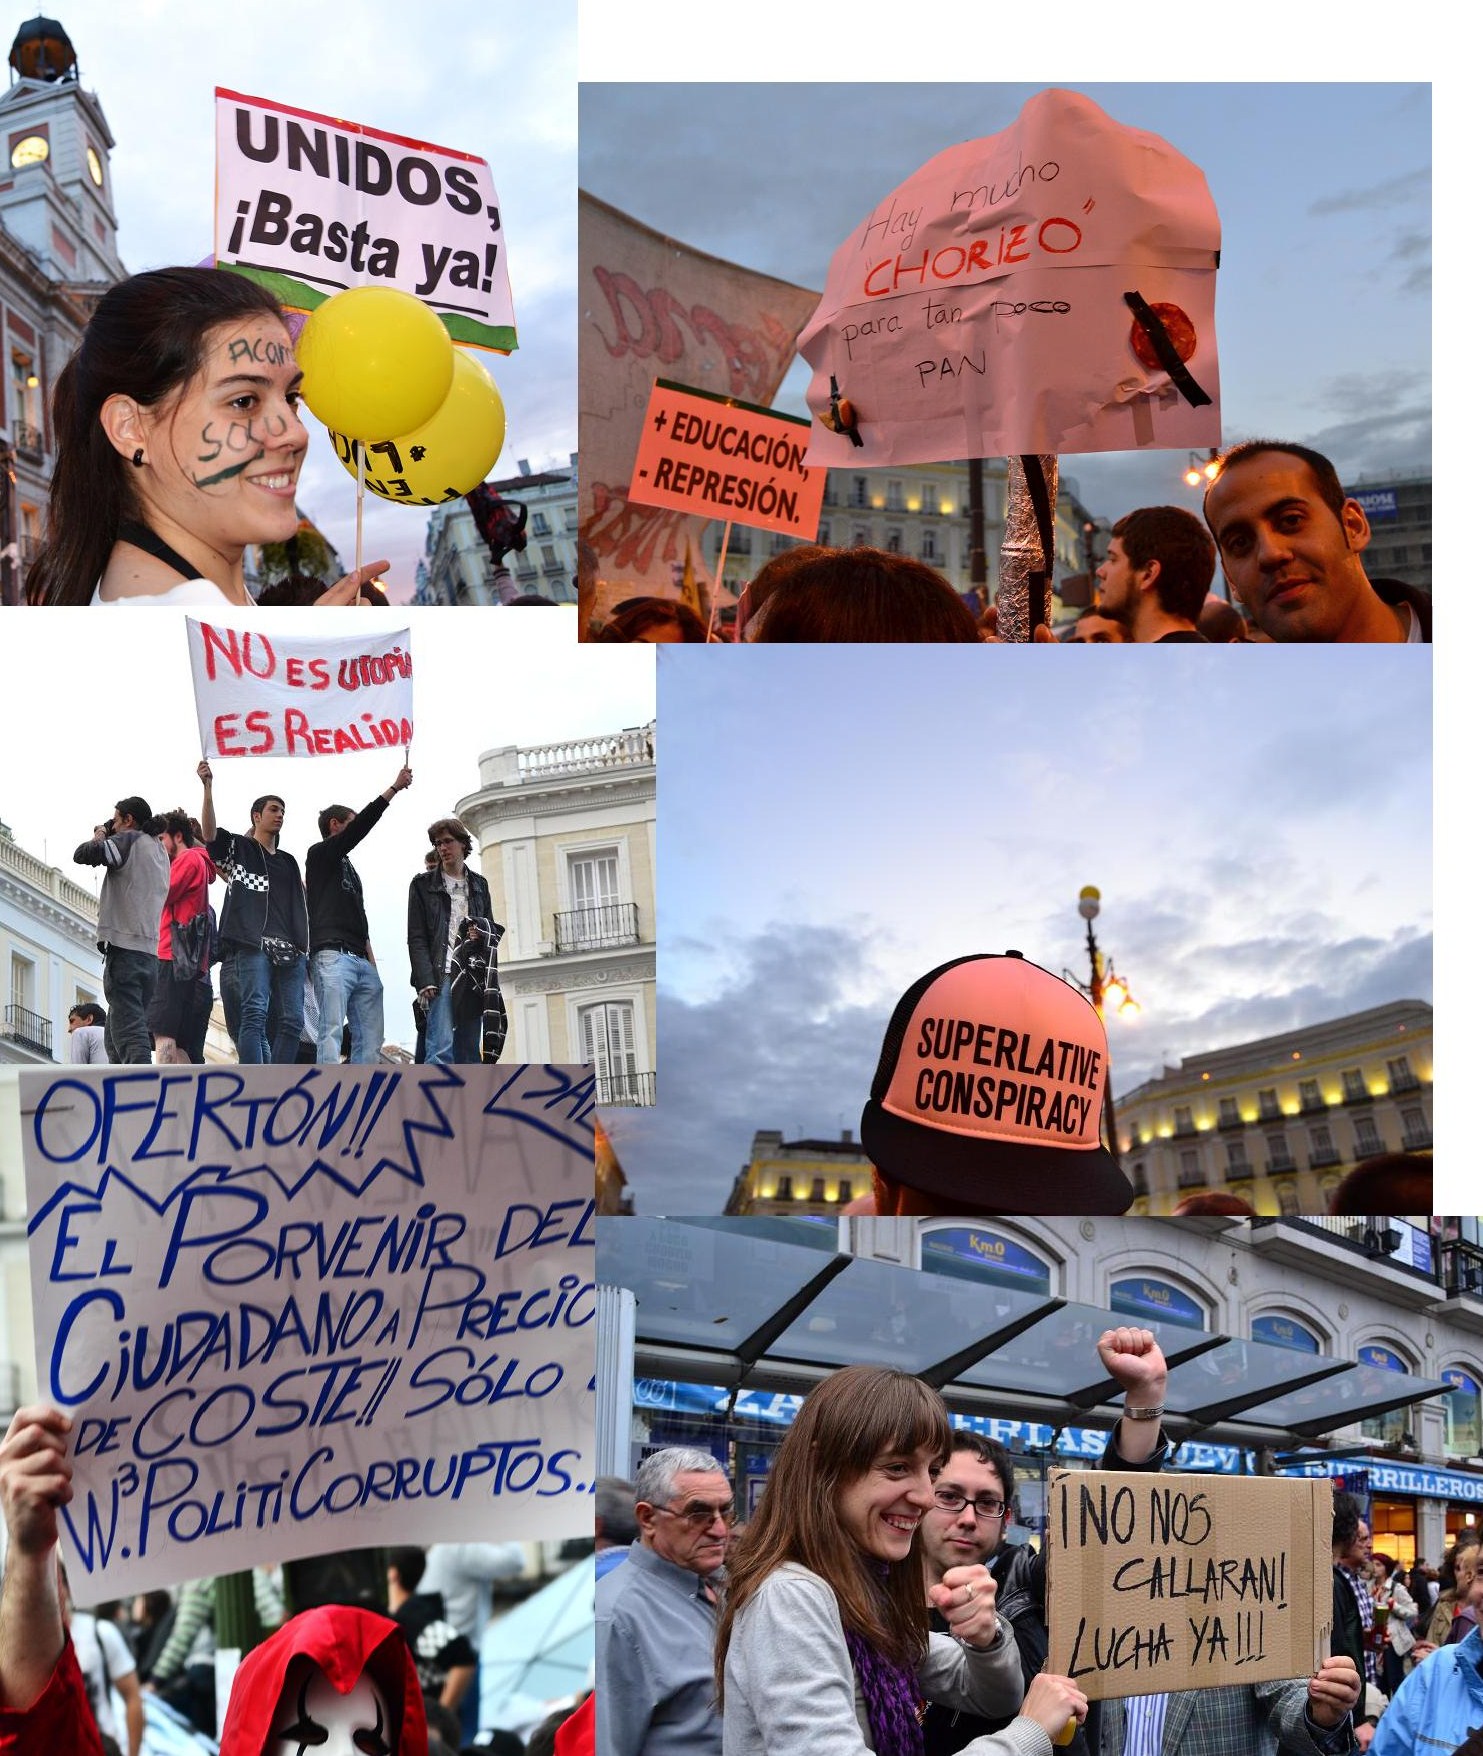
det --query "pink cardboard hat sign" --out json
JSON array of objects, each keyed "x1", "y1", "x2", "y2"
[{"x1": 799, "y1": 88, "x2": 1221, "y2": 467}]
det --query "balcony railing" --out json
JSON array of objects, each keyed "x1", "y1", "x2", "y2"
[
  {"x1": 1177, "y1": 1167, "x2": 1206, "y2": 1190},
  {"x1": 1389, "y1": 1073, "x2": 1422, "y2": 1095},
  {"x1": 1227, "y1": 1161, "x2": 1254, "y2": 1181},
  {"x1": 554, "y1": 902, "x2": 640, "y2": 952},
  {"x1": 1441, "y1": 1241, "x2": 1483, "y2": 1297},
  {"x1": 596, "y1": 1069, "x2": 655, "y2": 1107},
  {"x1": 1402, "y1": 1126, "x2": 1433, "y2": 1151},
  {"x1": 518, "y1": 727, "x2": 652, "y2": 779},
  {"x1": 1217, "y1": 1110, "x2": 1245, "y2": 1131},
  {"x1": 2, "y1": 1003, "x2": 53, "y2": 1055},
  {"x1": 1266, "y1": 1154, "x2": 1297, "y2": 1173},
  {"x1": 1310, "y1": 1146, "x2": 1343, "y2": 1168}
]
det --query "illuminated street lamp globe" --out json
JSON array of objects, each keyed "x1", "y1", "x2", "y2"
[{"x1": 1078, "y1": 885, "x2": 1100, "y2": 922}]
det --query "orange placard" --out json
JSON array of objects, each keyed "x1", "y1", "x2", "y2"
[{"x1": 628, "y1": 380, "x2": 826, "y2": 540}]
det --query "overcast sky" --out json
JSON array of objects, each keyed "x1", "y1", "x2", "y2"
[
  {"x1": 600, "y1": 644, "x2": 1433, "y2": 1212},
  {"x1": 579, "y1": 81, "x2": 1429, "y2": 531},
  {"x1": 16, "y1": 1, "x2": 576, "y2": 600},
  {"x1": 0, "y1": 612, "x2": 652, "y2": 1053}
]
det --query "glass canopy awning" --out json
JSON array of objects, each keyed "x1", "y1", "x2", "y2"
[{"x1": 599, "y1": 1218, "x2": 1451, "y2": 1450}]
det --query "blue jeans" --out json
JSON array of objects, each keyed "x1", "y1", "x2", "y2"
[
  {"x1": 225, "y1": 947, "x2": 306, "y2": 1064},
  {"x1": 312, "y1": 950, "x2": 385, "y2": 1063},
  {"x1": 424, "y1": 976, "x2": 481, "y2": 1065}
]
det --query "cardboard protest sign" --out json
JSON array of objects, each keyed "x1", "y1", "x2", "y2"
[
  {"x1": 186, "y1": 618, "x2": 412, "y2": 758},
  {"x1": 20, "y1": 1065, "x2": 597, "y2": 1597},
  {"x1": 580, "y1": 191, "x2": 819, "y2": 604},
  {"x1": 1046, "y1": 1470, "x2": 1332, "y2": 1701},
  {"x1": 216, "y1": 89, "x2": 515, "y2": 351},
  {"x1": 799, "y1": 88, "x2": 1221, "y2": 468},
  {"x1": 629, "y1": 381, "x2": 825, "y2": 540}
]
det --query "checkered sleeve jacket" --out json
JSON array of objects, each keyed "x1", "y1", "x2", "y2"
[{"x1": 207, "y1": 828, "x2": 309, "y2": 952}]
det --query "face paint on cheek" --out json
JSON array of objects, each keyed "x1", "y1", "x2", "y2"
[{"x1": 193, "y1": 448, "x2": 265, "y2": 488}]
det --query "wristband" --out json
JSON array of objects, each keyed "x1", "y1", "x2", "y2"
[{"x1": 1122, "y1": 1404, "x2": 1165, "y2": 1422}]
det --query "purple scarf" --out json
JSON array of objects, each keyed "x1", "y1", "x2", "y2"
[{"x1": 845, "y1": 1629, "x2": 924, "y2": 1756}]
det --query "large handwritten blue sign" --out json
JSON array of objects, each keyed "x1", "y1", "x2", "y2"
[{"x1": 20, "y1": 1064, "x2": 596, "y2": 1596}]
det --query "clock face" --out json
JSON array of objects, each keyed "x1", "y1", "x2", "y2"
[
  {"x1": 10, "y1": 134, "x2": 49, "y2": 169},
  {"x1": 86, "y1": 145, "x2": 103, "y2": 186}
]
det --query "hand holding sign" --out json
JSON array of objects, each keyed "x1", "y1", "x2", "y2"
[
  {"x1": 929, "y1": 1563, "x2": 999, "y2": 1648},
  {"x1": 1019, "y1": 1673, "x2": 1088, "y2": 1741},
  {"x1": 0, "y1": 1405, "x2": 74, "y2": 1557},
  {"x1": 1306, "y1": 1656, "x2": 1362, "y2": 1729}
]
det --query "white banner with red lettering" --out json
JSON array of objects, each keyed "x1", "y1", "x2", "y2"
[{"x1": 186, "y1": 618, "x2": 413, "y2": 758}]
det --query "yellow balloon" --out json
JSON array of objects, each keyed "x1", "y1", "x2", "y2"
[
  {"x1": 330, "y1": 350, "x2": 506, "y2": 507},
  {"x1": 298, "y1": 286, "x2": 453, "y2": 442}
]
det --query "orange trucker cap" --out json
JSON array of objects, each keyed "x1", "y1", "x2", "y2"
[{"x1": 859, "y1": 950, "x2": 1135, "y2": 1212}]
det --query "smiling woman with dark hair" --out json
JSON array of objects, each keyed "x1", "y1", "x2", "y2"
[
  {"x1": 715, "y1": 1364, "x2": 1084, "y2": 1754},
  {"x1": 26, "y1": 266, "x2": 384, "y2": 607}
]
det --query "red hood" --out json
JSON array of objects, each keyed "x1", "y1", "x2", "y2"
[
  {"x1": 219, "y1": 1604, "x2": 427, "y2": 1756},
  {"x1": 554, "y1": 1694, "x2": 593, "y2": 1756}
]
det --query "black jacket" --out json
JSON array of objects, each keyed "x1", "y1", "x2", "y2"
[
  {"x1": 1331, "y1": 1565, "x2": 1367, "y2": 1682},
  {"x1": 305, "y1": 794, "x2": 389, "y2": 953},
  {"x1": 208, "y1": 829, "x2": 308, "y2": 953},
  {"x1": 1372, "y1": 576, "x2": 1432, "y2": 643},
  {"x1": 407, "y1": 865, "x2": 494, "y2": 993}
]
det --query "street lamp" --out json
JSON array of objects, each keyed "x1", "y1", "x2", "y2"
[
  {"x1": 1182, "y1": 448, "x2": 1220, "y2": 489},
  {"x1": 1064, "y1": 886, "x2": 1140, "y2": 1165}
]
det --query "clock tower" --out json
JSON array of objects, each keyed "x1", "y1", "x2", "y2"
[
  {"x1": 0, "y1": 17, "x2": 125, "y2": 284},
  {"x1": 0, "y1": 19, "x2": 127, "y2": 602}
]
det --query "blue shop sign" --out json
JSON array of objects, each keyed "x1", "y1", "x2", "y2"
[
  {"x1": 922, "y1": 1227, "x2": 1052, "y2": 1289},
  {"x1": 1283, "y1": 1456, "x2": 1483, "y2": 1504},
  {"x1": 636, "y1": 1381, "x2": 1248, "y2": 1472},
  {"x1": 1446, "y1": 1370, "x2": 1482, "y2": 1396},
  {"x1": 1359, "y1": 1345, "x2": 1409, "y2": 1373},
  {"x1": 1352, "y1": 488, "x2": 1398, "y2": 521},
  {"x1": 1110, "y1": 1276, "x2": 1205, "y2": 1329},
  {"x1": 1252, "y1": 1314, "x2": 1322, "y2": 1354}
]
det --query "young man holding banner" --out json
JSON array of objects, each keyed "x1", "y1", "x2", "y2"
[
  {"x1": 199, "y1": 759, "x2": 308, "y2": 1064},
  {"x1": 306, "y1": 764, "x2": 413, "y2": 1064}
]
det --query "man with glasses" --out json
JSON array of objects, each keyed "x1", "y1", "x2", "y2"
[
  {"x1": 595, "y1": 1446, "x2": 731, "y2": 1756},
  {"x1": 921, "y1": 1434, "x2": 1077, "y2": 1754},
  {"x1": 407, "y1": 815, "x2": 496, "y2": 1065}
]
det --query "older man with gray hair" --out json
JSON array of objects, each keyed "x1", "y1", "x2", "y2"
[{"x1": 595, "y1": 1446, "x2": 732, "y2": 1756}]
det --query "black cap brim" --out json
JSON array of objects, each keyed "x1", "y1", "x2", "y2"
[{"x1": 860, "y1": 1099, "x2": 1135, "y2": 1214}]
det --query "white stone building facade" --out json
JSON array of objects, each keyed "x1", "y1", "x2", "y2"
[{"x1": 456, "y1": 722, "x2": 655, "y2": 1102}]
